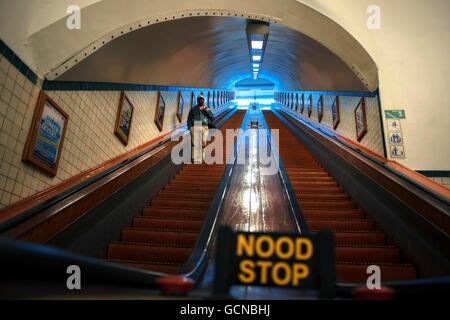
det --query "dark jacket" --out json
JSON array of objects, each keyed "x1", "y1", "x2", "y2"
[{"x1": 187, "y1": 106, "x2": 215, "y2": 130}]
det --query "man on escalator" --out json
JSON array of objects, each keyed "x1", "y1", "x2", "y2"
[{"x1": 187, "y1": 95, "x2": 216, "y2": 164}]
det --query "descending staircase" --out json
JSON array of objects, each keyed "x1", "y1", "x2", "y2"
[
  {"x1": 264, "y1": 111, "x2": 417, "y2": 283},
  {"x1": 107, "y1": 111, "x2": 246, "y2": 274}
]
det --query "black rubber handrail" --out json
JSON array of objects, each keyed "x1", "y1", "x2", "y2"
[
  {"x1": 0, "y1": 106, "x2": 236, "y2": 233},
  {"x1": 0, "y1": 237, "x2": 161, "y2": 287},
  {"x1": 258, "y1": 108, "x2": 309, "y2": 234},
  {"x1": 276, "y1": 106, "x2": 450, "y2": 206},
  {"x1": 179, "y1": 108, "x2": 251, "y2": 280}
]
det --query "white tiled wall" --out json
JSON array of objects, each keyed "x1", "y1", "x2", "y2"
[
  {"x1": 278, "y1": 93, "x2": 385, "y2": 156},
  {"x1": 0, "y1": 52, "x2": 230, "y2": 210}
]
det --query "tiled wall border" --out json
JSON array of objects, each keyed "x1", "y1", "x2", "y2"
[
  {"x1": 0, "y1": 39, "x2": 38, "y2": 85},
  {"x1": 43, "y1": 80, "x2": 228, "y2": 93}
]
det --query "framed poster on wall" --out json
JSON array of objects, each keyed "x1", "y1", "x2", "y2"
[
  {"x1": 114, "y1": 92, "x2": 135, "y2": 146},
  {"x1": 354, "y1": 98, "x2": 368, "y2": 141},
  {"x1": 154, "y1": 91, "x2": 166, "y2": 132},
  {"x1": 317, "y1": 95, "x2": 324, "y2": 122},
  {"x1": 22, "y1": 91, "x2": 69, "y2": 177},
  {"x1": 176, "y1": 91, "x2": 184, "y2": 122},
  {"x1": 331, "y1": 96, "x2": 340, "y2": 130},
  {"x1": 307, "y1": 95, "x2": 313, "y2": 117}
]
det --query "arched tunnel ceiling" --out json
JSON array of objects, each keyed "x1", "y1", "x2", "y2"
[{"x1": 56, "y1": 16, "x2": 367, "y2": 91}]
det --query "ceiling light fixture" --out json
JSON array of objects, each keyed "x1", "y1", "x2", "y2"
[{"x1": 246, "y1": 21, "x2": 270, "y2": 80}]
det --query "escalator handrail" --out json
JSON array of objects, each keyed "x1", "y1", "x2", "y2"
[
  {"x1": 0, "y1": 237, "x2": 162, "y2": 287},
  {"x1": 258, "y1": 109, "x2": 309, "y2": 234},
  {"x1": 0, "y1": 106, "x2": 236, "y2": 234},
  {"x1": 179, "y1": 108, "x2": 251, "y2": 279},
  {"x1": 275, "y1": 105, "x2": 450, "y2": 207}
]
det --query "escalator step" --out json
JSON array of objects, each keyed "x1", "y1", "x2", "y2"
[
  {"x1": 156, "y1": 191, "x2": 215, "y2": 201},
  {"x1": 163, "y1": 185, "x2": 218, "y2": 192},
  {"x1": 294, "y1": 187, "x2": 344, "y2": 194},
  {"x1": 292, "y1": 182, "x2": 337, "y2": 188},
  {"x1": 308, "y1": 218, "x2": 375, "y2": 231},
  {"x1": 336, "y1": 263, "x2": 417, "y2": 283},
  {"x1": 290, "y1": 176, "x2": 334, "y2": 182},
  {"x1": 121, "y1": 228, "x2": 198, "y2": 246},
  {"x1": 142, "y1": 207, "x2": 207, "y2": 220},
  {"x1": 108, "y1": 259, "x2": 183, "y2": 274},
  {"x1": 133, "y1": 217, "x2": 203, "y2": 232},
  {"x1": 150, "y1": 199, "x2": 211, "y2": 210},
  {"x1": 107, "y1": 242, "x2": 192, "y2": 263},
  {"x1": 303, "y1": 209, "x2": 364, "y2": 219},
  {"x1": 334, "y1": 231, "x2": 386, "y2": 245},
  {"x1": 300, "y1": 201, "x2": 357, "y2": 210},
  {"x1": 169, "y1": 180, "x2": 220, "y2": 187},
  {"x1": 335, "y1": 245, "x2": 399, "y2": 263},
  {"x1": 298, "y1": 193, "x2": 350, "y2": 201}
]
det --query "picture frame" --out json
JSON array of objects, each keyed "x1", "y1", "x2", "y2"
[
  {"x1": 176, "y1": 91, "x2": 184, "y2": 122},
  {"x1": 354, "y1": 98, "x2": 368, "y2": 141},
  {"x1": 307, "y1": 95, "x2": 313, "y2": 117},
  {"x1": 331, "y1": 96, "x2": 340, "y2": 130},
  {"x1": 114, "y1": 91, "x2": 135, "y2": 146},
  {"x1": 317, "y1": 95, "x2": 324, "y2": 123},
  {"x1": 154, "y1": 91, "x2": 166, "y2": 132},
  {"x1": 22, "y1": 90, "x2": 69, "y2": 177},
  {"x1": 300, "y1": 94, "x2": 305, "y2": 114}
]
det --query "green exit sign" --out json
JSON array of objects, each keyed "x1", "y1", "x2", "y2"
[{"x1": 385, "y1": 110, "x2": 406, "y2": 119}]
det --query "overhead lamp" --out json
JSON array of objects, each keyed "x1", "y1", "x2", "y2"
[
  {"x1": 246, "y1": 22, "x2": 270, "y2": 78},
  {"x1": 251, "y1": 40, "x2": 264, "y2": 50}
]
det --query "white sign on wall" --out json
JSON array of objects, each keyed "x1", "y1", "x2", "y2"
[
  {"x1": 386, "y1": 116, "x2": 406, "y2": 159},
  {"x1": 390, "y1": 145, "x2": 405, "y2": 159},
  {"x1": 388, "y1": 132, "x2": 404, "y2": 145},
  {"x1": 387, "y1": 119, "x2": 402, "y2": 131}
]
